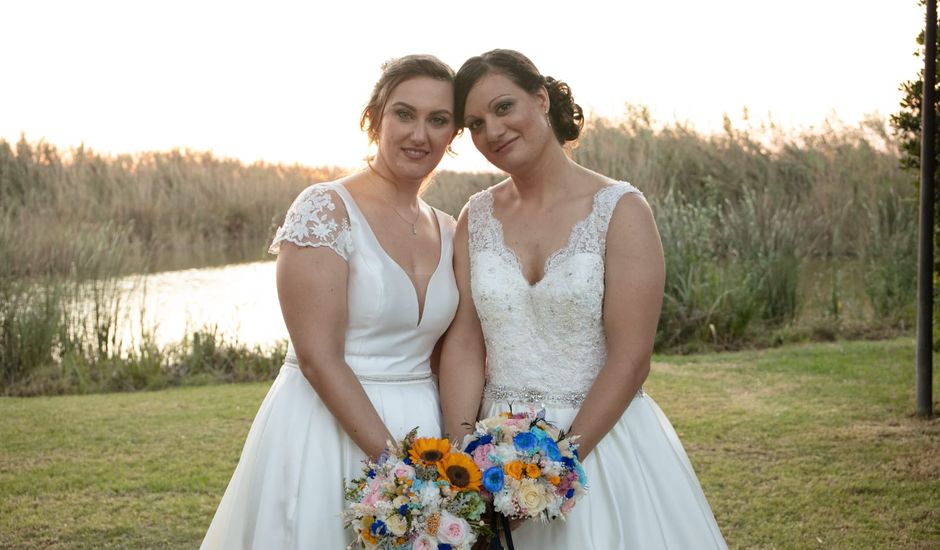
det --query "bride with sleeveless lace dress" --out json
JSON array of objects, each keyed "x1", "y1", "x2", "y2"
[
  {"x1": 200, "y1": 55, "x2": 459, "y2": 549},
  {"x1": 441, "y1": 50, "x2": 727, "y2": 548}
]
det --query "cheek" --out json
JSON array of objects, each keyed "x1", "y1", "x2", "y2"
[
  {"x1": 430, "y1": 126, "x2": 455, "y2": 148},
  {"x1": 470, "y1": 132, "x2": 488, "y2": 154}
]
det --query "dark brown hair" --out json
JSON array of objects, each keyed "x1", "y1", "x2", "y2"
[
  {"x1": 454, "y1": 49, "x2": 584, "y2": 144},
  {"x1": 360, "y1": 54, "x2": 457, "y2": 145}
]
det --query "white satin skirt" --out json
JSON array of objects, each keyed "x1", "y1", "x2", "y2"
[
  {"x1": 201, "y1": 363, "x2": 442, "y2": 550},
  {"x1": 481, "y1": 391, "x2": 727, "y2": 549}
]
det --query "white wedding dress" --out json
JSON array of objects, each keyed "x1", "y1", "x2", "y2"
[
  {"x1": 201, "y1": 181, "x2": 458, "y2": 549},
  {"x1": 468, "y1": 183, "x2": 727, "y2": 549}
]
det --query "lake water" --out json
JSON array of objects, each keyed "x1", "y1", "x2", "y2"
[{"x1": 125, "y1": 260, "x2": 287, "y2": 350}]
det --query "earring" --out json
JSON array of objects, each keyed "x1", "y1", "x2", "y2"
[{"x1": 544, "y1": 110, "x2": 552, "y2": 127}]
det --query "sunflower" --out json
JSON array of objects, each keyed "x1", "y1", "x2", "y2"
[
  {"x1": 437, "y1": 453, "x2": 483, "y2": 492},
  {"x1": 409, "y1": 437, "x2": 451, "y2": 466}
]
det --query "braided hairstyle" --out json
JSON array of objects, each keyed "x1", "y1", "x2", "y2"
[{"x1": 454, "y1": 49, "x2": 584, "y2": 144}]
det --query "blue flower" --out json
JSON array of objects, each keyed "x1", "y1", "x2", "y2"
[
  {"x1": 538, "y1": 438, "x2": 562, "y2": 461},
  {"x1": 404, "y1": 457, "x2": 413, "y2": 466},
  {"x1": 513, "y1": 432, "x2": 537, "y2": 453},
  {"x1": 398, "y1": 504, "x2": 409, "y2": 516},
  {"x1": 562, "y1": 456, "x2": 576, "y2": 469},
  {"x1": 366, "y1": 468, "x2": 376, "y2": 479},
  {"x1": 566, "y1": 488, "x2": 575, "y2": 499},
  {"x1": 370, "y1": 519, "x2": 387, "y2": 536},
  {"x1": 438, "y1": 545, "x2": 453, "y2": 550},
  {"x1": 464, "y1": 434, "x2": 493, "y2": 455},
  {"x1": 482, "y1": 466, "x2": 505, "y2": 493},
  {"x1": 530, "y1": 427, "x2": 548, "y2": 441}
]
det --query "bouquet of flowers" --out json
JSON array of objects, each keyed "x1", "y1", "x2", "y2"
[
  {"x1": 344, "y1": 429, "x2": 490, "y2": 549},
  {"x1": 461, "y1": 409, "x2": 587, "y2": 522}
]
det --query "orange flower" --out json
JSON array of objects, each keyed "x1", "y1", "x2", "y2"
[
  {"x1": 549, "y1": 475, "x2": 561, "y2": 486},
  {"x1": 505, "y1": 461, "x2": 525, "y2": 480},
  {"x1": 525, "y1": 463, "x2": 541, "y2": 478},
  {"x1": 409, "y1": 438, "x2": 451, "y2": 466},
  {"x1": 438, "y1": 453, "x2": 483, "y2": 492},
  {"x1": 360, "y1": 516, "x2": 377, "y2": 545}
]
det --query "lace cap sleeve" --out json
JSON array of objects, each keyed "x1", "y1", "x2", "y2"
[{"x1": 268, "y1": 184, "x2": 353, "y2": 260}]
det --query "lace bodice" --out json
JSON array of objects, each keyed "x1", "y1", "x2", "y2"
[{"x1": 468, "y1": 183, "x2": 643, "y2": 407}]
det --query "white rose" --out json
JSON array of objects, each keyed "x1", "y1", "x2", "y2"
[
  {"x1": 517, "y1": 480, "x2": 548, "y2": 517},
  {"x1": 493, "y1": 489, "x2": 515, "y2": 516},
  {"x1": 437, "y1": 511, "x2": 470, "y2": 546},
  {"x1": 384, "y1": 514, "x2": 408, "y2": 537},
  {"x1": 418, "y1": 484, "x2": 440, "y2": 511}
]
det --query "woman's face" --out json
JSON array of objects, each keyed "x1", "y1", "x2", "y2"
[
  {"x1": 462, "y1": 72, "x2": 552, "y2": 174},
  {"x1": 375, "y1": 76, "x2": 455, "y2": 182}
]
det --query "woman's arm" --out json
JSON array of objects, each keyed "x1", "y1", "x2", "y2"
[
  {"x1": 439, "y1": 208, "x2": 487, "y2": 445},
  {"x1": 566, "y1": 192, "x2": 665, "y2": 459},
  {"x1": 275, "y1": 194, "x2": 393, "y2": 459}
]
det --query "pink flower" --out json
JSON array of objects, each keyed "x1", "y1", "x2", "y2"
[
  {"x1": 412, "y1": 534, "x2": 436, "y2": 550},
  {"x1": 472, "y1": 444, "x2": 495, "y2": 471},
  {"x1": 437, "y1": 511, "x2": 470, "y2": 545},
  {"x1": 561, "y1": 498, "x2": 576, "y2": 514},
  {"x1": 362, "y1": 478, "x2": 383, "y2": 507},
  {"x1": 390, "y1": 462, "x2": 416, "y2": 480}
]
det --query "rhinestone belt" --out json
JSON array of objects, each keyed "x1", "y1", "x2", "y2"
[{"x1": 483, "y1": 383, "x2": 645, "y2": 407}]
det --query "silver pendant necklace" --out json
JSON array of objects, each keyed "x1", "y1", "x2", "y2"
[{"x1": 368, "y1": 163, "x2": 421, "y2": 236}]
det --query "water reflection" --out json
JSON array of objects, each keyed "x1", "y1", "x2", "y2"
[{"x1": 127, "y1": 260, "x2": 286, "y2": 349}]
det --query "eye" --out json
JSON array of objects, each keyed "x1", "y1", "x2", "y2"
[
  {"x1": 466, "y1": 119, "x2": 483, "y2": 132},
  {"x1": 429, "y1": 115, "x2": 451, "y2": 127},
  {"x1": 495, "y1": 101, "x2": 513, "y2": 115},
  {"x1": 396, "y1": 110, "x2": 414, "y2": 121}
]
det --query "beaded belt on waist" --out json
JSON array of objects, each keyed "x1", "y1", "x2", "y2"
[
  {"x1": 283, "y1": 353, "x2": 433, "y2": 383},
  {"x1": 483, "y1": 383, "x2": 645, "y2": 407}
]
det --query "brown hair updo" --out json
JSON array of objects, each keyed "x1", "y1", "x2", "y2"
[
  {"x1": 360, "y1": 54, "x2": 457, "y2": 145},
  {"x1": 454, "y1": 49, "x2": 584, "y2": 144}
]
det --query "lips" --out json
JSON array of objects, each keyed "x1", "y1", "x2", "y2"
[
  {"x1": 493, "y1": 137, "x2": 518, "y2": 154},
  {"x1": 402, "y1": 147, "x2": 429, "y2": 160}
]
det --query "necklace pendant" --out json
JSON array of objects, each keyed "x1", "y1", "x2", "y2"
[{"x1": 411, "y1": 225, "x2": 417, "y2": 236}]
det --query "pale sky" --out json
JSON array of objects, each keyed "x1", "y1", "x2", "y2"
[{"x1": 0, "y1": 0, "x2": 924, "y2": 172}]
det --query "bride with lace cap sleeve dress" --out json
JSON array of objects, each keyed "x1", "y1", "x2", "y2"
[
  {"x1": 440, "y1": 50, "x2": 727, "y2": 549},
  {"x1": 200, "y1": 55, "x2": 459, "y2": 549}
]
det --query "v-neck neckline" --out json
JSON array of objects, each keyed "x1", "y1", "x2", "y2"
[
  {"x1": 335, "y1": 182, "x2": 444, "y2": 327},
  {"x1": 485, "y1": 185, "x2": 610, "y2": 287}
]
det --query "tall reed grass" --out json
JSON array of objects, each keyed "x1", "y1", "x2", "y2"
[{"x1": 0, "y1": 109, "x2": 916, "y2": 393}]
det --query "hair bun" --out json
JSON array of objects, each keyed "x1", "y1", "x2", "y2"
[{"x1": 544, "y1": 76, "x2": 584, "y2": 143}]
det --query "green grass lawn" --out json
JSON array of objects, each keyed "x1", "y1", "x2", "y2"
[{"x1": 1, "y1": 338, "x2": 937, "y2": 549}]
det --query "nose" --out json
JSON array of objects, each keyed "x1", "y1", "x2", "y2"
[
  {"x1": 411, "y1": 121, "x2": 428, "y2": 144},
  {"x1": 486, "y1": 117, "x2": 505, "y2": 144}
]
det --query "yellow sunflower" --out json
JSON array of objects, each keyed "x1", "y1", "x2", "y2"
[
  {"x1": 437, "y1": 453, "x2": 483, "y2": 492},
  {"x1": 409, "y1": 437, "x2": 451, "y2": 466}
]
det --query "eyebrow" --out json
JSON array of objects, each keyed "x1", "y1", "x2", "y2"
[
  {"x1": 389, "y1": 101, "x2": 453, "y2": 116},
  {"x1": 487, "y1": 94, "x2": 513, "y2": 109}
]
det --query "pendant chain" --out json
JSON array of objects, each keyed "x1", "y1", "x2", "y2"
[{"x1": 367, "y1": 163, "x2": 421, "y2": 236}]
